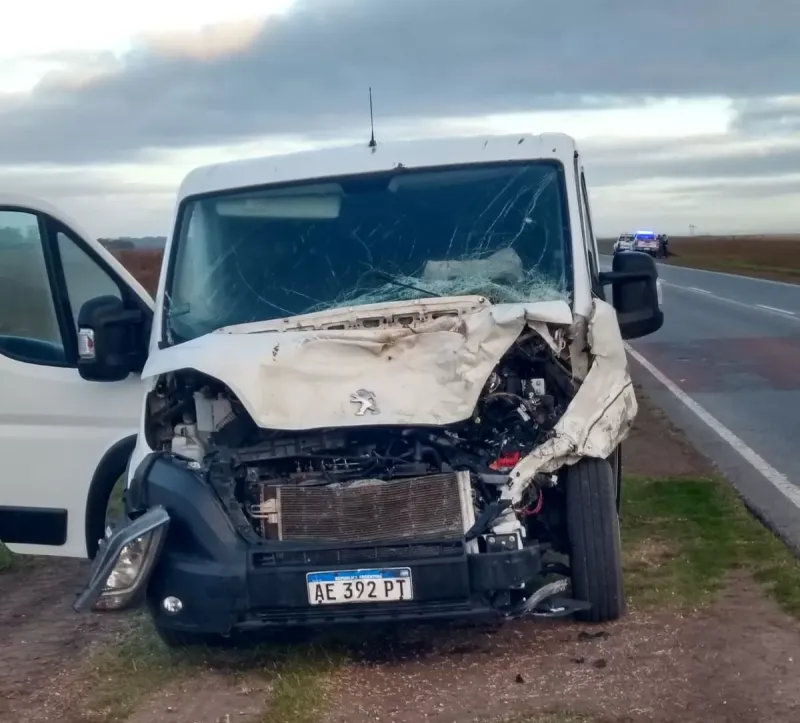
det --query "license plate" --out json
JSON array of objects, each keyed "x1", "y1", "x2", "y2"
[{"x1": 306, "y1": 568, "x2": 413, "y2": 605}]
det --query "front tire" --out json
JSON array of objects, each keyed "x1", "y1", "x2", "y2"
[{"x1": 566, "y1": 458, "x2": 625, "y2": 623}]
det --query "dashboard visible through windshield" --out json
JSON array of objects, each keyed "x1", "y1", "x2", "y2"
[{"x1": 164, "y1": 160, "x2": 572, "y2": 344}]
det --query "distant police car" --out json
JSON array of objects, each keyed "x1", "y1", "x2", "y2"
[{"x1": 631, "y1": 230, "x2": 668, "y2": 258}]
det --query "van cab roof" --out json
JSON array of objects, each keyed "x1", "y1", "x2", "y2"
[{"x1": 178, "y1": 132, "x2": 580, "y2": 200}]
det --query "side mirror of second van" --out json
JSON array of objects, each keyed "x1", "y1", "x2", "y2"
[{"x1": 77, "y1": 295, "x2": 149, "y2": 382}]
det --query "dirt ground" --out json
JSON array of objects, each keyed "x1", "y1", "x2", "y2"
[
  {"x1": 0, "y1": 561, "x2": 126, "y2": 722},
  {"x1": 324, "y1": 578, "x2": 800, "y2": 723},
  {"x1": 2, "y1": 390, "x2": 800, "y2": 723},
  {"x1": 598, "y1": 233, "x2": 800, "y2": 284}
]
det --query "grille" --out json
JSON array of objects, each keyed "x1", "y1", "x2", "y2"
[
  {"x1": 276, "y1": 473, "x2": 468, "y2": 542},
  {"x1": 252, "y1": 541, "x2": 464, "y2": 568}
]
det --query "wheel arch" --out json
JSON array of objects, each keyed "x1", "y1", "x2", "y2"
[{"x1": 84, "y1": 434, "x2": 137, "y2": 559}]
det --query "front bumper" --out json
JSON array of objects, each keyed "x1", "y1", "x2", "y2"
[{"x1": 78, "y1": 453, "x2": 544, "y2": 634}]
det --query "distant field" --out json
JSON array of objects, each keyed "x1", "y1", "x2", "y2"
[
  {"x1": 0, "y1": 248, "x2": 76, "y2": 341},
  {"x1": 111, "y1": 236, "x2": 800, "y2": 294},
  {"x1": 598, "y1": 234, "x2": 800, "y2": 283},
  {"x1": 113, "y1": 248, "x2": 162, "y2": 295},
  {"x1": 0, "y1": 247, "x2": 164, "y2": 339}
]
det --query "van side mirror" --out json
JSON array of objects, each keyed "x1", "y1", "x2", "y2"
[
  {"x1": 598, "y1": 252, "x2": 664, "y2": 340},
  {"x1": 77, "y1": 296, "x2": 149, "y2": 382}
]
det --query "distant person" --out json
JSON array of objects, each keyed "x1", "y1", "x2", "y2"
[{"x1": 657, "y1": 234, "x2": 669, "y2": 258}]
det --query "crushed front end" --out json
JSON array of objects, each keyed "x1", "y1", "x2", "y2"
[{"x1": 76, "y1": 297, "x2": 635, "y2": 636}]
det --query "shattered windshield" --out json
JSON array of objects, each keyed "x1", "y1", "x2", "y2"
[{"x1": 164, "y1": 160, "x2": 572, "y2": 343}]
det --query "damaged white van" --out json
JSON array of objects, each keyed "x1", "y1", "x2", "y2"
[{"x1": 0, "y1": 133, "x2": 663, "y2": 646}]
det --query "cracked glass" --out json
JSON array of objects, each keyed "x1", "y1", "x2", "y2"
[{"x1": 165, "y1": 160, "x2": 572, "y2": 343}]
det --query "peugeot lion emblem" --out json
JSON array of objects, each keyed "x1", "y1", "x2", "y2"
[{"x1": 350, "y1": 389, "x2": 379, "y2": 416}]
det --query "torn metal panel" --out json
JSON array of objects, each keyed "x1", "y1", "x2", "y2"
[
  {"x1": 142, "y1": 298, "x2": 573, "y2": 431},
  {"x1": 503, "y1": 298, "x2": 637, "y2": 505}
]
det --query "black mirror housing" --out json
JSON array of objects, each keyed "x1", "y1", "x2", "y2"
[
  {"x1": 77, "y1": 295, "x2": 149, "y2": 382},
  {"x1": 599, "y1": 251, "x2": 664, "y2": 340}
]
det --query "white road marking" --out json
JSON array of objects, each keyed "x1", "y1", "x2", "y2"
[
  {"x1": 757, "y1": 304, "x2": 795, "y2": 316},
  {"x1": 598, "y1": 254, "x2": 800, "y2": 289},
  {"x1": 655, "y1": 260, "x2": 800, "y2": 289},
  {"x1": 662, "y1": 280, "x2": 800, "y2": 321},
  {"x1": 626, "y1": 344, "x2": 800, "y2": 511}
]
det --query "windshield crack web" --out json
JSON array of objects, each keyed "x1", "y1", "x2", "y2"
[
  {"x1": 166, "y1": 162, "x2": 570, "y2": 339},
  {"x1": 306, "y1": 170, "x2": 566, "y2": 313}
]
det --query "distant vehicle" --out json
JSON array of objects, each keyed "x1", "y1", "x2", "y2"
[
  {"x1": 630, "y1": 230, "x2": 668, "y2": 259},
  {"x1": 613, "y1": 233, "x2": 635, "y2": 254}
]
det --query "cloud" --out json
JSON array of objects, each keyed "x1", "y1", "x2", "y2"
[
  {"x1": 582, "y1": 136, "x2": 800, "y2": 185},
  {"x1": 0, "y1": 166, "x2": 174, "y2": 237},
  {"x1": 731, "y1": 97, "x2": 800, "y2": 135},
  {"x1": 2, "y1": 0, "x2": 800, "y2": 164},
  {"x1": 7, "y1": 134, "x2": 800, "y2": 238}
]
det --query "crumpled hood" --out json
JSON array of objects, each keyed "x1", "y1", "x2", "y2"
[
  {"x1": 504, "y1": 298, "x2": 637, "y2": 503},
  {"x1": 144, "y1": 296, "x2": 574, "y2": 430}
]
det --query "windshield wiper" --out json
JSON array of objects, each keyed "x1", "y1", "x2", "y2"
[{"x1": 370, "y1": 270, "x2": 442, "y2": 299}]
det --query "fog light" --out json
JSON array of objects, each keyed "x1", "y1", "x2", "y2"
[{"x1": 162, "y1": 596, "x2": 183, "y2": 614}]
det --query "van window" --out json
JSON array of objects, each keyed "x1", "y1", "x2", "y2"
[
  {"x1": 0, "y1": 210, "x2": 66, "y2": 365},
  {"x1": 57, "y1": 228, "x2": 123, "y2": 333},
  {"x1": 580, "y1": 171, "x2": 600, "y2": 283}
]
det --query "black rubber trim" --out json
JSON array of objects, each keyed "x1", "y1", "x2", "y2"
[
  {"x1": 0, "y1": 506, "x2": 67, "y2": 546},
  {"x1": 85, "y1": 434, "x2": 137, "y2": 559}
]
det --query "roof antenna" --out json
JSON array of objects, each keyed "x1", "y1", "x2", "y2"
[{"x1": 368, "y1": 86, "x2": 377, "y2": 152}]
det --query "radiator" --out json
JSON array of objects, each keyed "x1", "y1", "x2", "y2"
[{"x1": 273, "y1": 471, "x2": 474, "y2": 543}]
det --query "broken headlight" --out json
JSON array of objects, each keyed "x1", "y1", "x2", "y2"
[
  {"x1": 94, "y1": 532, "x2": 164, "y2": 610},
  {"x1": 73, "y1": 507, "x2": 170, "y2": 613}
]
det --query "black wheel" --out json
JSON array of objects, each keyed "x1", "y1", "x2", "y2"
[{"x1": 565, "y1": 458, "x2": 625, "y2": 623}]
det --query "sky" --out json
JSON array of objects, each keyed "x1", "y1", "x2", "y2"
[{"x1": 1, "y1": 0, "x2": 800, "y2": 238}]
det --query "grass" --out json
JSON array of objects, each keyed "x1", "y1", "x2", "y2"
[
  {"x1": 0, "y1": 542, "x2": 16, "y2": 572},
  {"x1": 666, "y1": 255, "x2": 800, "y2": 280},
  {"x1": 621, "y1": 475, "x2": 800, "y2": 615},
  {"x1": 597, "y1": 234, "x2": 800, "y2": 284},
  {"x1": 0, "y1": 541, "x2": 40, "y2": 573},
  {"x1": 81, "y1": 613, "x2": 341, "y2": 723}
]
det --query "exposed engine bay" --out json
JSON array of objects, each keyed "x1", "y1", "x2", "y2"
[{"x1": 144, "y1": 328, "x2": 577, "y2": 548}]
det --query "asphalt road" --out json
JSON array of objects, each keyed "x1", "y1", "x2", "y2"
[{"x1": 600, "y1": 256, "x2": 800, "y2": 553}]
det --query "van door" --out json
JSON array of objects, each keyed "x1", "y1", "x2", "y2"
[{"x1": 0, "y1": 196, "x2": 154, "y2": 558}]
